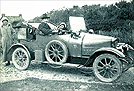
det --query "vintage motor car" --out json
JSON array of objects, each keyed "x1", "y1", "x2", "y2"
[{"x1": 7, "y1": 16, "x2": 134, "y2": 82}]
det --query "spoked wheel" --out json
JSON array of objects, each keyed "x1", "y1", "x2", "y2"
[
  {"x1": 12, "y1": 47, "x2": 31, "y2": 70},
  {"x1": 93, "y1": 53, "x2": 122, "y2": 82},
  {"x1": 45, "y1": 40, "x2": 68, "y2": 68}
]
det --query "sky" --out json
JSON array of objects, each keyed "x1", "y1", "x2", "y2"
[{"x1": 0, "y1": 0, "x2": 130, "y2": 21}]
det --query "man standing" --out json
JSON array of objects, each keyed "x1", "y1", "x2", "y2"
[
  {"x1": 0, "y1": 17, "x2": 15, "y2": 66},
  {"x1": 38, "y1": 13, "x2": 53, "y2": 35}
]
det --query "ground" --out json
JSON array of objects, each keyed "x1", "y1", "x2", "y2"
[{"x1": 0, "y1": 60, "x2": 134, "y2": 91}]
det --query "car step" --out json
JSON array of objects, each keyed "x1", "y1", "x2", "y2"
[{"x1": 42, "y1": 61, "x2": 93, "y2": 69}]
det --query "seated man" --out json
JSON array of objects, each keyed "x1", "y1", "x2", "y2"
[{"x1": 38, "y1": 13, "x2": 53, "y2": 35}]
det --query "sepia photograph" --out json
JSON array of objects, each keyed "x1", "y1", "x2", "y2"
[{"x1": 0, "y1": 0, "x2": 134, "y2": 91}]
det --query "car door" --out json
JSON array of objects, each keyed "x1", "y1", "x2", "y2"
[{"x1": 68, "y1": 33, "x2": 85, "y2": 57}]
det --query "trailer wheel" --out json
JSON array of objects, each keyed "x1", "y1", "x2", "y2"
[
  {"x1": 12, "y1": 47, "x2": 31, "y2": 70},
  {"x1": 93, "y1": 53, "x2": 122, "y2": 82}
]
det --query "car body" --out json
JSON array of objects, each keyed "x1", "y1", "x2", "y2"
[{"x1": 7, "y1": 16, "x2": 134, "y2": 82}]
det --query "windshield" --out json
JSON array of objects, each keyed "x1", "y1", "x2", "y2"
[{"x1": 69, "y1": 16, "x2": 87, "y2": 32}]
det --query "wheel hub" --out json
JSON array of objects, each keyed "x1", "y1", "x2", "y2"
[
  {"x1": 53, "y1": 49, "x2": 59, "y2": 57},
  {"x1": 19, "y1": 57, "x2": 22, "y2": 60},
  {"x1": 18, "y1": 56, "x2": 23, "y2": 61},
  {"x1": 104, "y1": 65, "x2": 111, "y2": 71}
]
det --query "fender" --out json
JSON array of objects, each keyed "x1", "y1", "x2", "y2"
[
  {"x1": 7, "y1": 43, "x2": 31, "y2": 58},
  {"x1": 91, "y1": 47, "x2": 125, "y2": 58},
  {"x1": 82, "y1": 47, "x2": 126, "y2": 67}
]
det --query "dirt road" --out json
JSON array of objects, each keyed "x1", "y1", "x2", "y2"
[{"x1": 0, "y1": 61, "x2": 134, "y2": 91}]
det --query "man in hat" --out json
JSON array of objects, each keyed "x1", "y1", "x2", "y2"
[
  {"x1": 0, "y1": 17, "x2": 15, "y2": 66},
  {"x1": 38, "y1": 13, "x2": 53, "y2": 35}
]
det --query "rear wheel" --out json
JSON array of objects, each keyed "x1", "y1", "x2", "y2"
[
  {"x1": 93, "y1": 53, "x2": 122, "y2": 82},
  {"x1": 12, "y1": 47, "x2": 31, "y2": 70},
  {"x1": 45, "y1": 40, "x2": 68, "y2": 68}
]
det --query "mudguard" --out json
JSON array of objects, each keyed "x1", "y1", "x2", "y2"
[
  {"x1": 82, "y1": 47, "x2": 126, "y2": 67},
  {"x1": 91, "y1": 47, "x2": 125, "y2": 58},
  {"x1": 7, "y1": 43, "x2": 31, "y2": 59}
]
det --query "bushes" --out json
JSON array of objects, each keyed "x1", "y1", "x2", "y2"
[
  {"x1": 99, "y1": 29, "x2": 133, "y2": 46},
  {"x1": 29, "y1": 1, "x2": 134, "y2": 47}
]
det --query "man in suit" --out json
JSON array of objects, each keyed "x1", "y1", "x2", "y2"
[{"x1": 38, "y1": 13, "x2": 53, "y2": 35}]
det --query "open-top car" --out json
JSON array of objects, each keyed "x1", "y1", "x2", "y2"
[{"x1": 7, "y1": 16, "x2": 134, "y2": 82}]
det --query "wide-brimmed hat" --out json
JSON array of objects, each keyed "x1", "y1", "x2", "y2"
[
  {"x1": 40, "y1": 13, "x2": 50, "y2": 19},
  {"x1": 1, "y1": 17, "x2": 8, "y2": 22},
  {"x1": 60, "y1": 22, "x2": 66, "y2": 27}
]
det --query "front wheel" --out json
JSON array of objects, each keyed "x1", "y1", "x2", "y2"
[
  {"x1": 12, "y1": 47, "x2": 31, "y2": 70},
  {"x1": 93, "y1": 53, "x2": 122, "y2": 82}
]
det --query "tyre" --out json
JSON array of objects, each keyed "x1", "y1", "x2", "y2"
[
  {"x1": 45, "y1": 40, "x2": 68, "y2": 64},
  {"x1": 12, "y1": 47, "x2": 31, "y2": 70},
  {"x1": 93, "y1": 53, "x2": 122, "y2": 82}
]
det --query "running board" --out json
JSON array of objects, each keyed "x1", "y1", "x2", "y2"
[{"x1": 42, "y1": 61, "x2": 93, "y2": 69}]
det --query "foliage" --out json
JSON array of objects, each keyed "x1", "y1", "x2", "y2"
[{"x1": 30, "y1": 1, "x2": 134, "y2": 47}]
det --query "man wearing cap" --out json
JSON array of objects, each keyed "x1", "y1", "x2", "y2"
[
  {"x1": 0, "y1": 17, "x2": 15, "y2": 66},
  {"x1": 38, "y1": 13, "x2": 53, "y2": 35}
]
